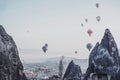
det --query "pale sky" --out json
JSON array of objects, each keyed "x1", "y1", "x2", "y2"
[{"x1": 0, "y1": 0, "x2": 120, "y2": 62}]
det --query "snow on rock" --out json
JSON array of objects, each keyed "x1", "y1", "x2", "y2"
[
  {"x1": 84, "y1": 29, "x2": 120, "y2": 80},
  {"x1": 63, "y1": 60, "x2": 82, "y2": 80},
  {"x1": 0, "y1": 25, "x2": 27, "y2": 80}
]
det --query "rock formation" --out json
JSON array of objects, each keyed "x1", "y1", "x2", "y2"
[
  {"x1": 48, "y1": 75, "x2": 60, "y2": 80},
  {"x1": 84, "y1": 29, "x2": 120, "y2": 80},
  {"x1": 63, "y1": 60, "x2": 82, "y2": 80},
  {"x1": 0, "y1": 25, "x2": 27, "y2": 80}
]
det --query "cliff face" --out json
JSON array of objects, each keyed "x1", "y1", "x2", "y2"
[
  {"x1": 63, "y1": 60, "x2": 82, "y2": 80},
  {"x1": 0, "y1": 25, "x2": 27, "y2": 80},
  {"x1": 84, "y1": 29, "x2": 120, "y2": 80}
]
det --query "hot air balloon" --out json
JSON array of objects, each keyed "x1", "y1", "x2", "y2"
[
  {"x1": 87, "y1": 29, "x2": 93, "y2": 36},
  {"x1": 85, "y1": 19, "x2": 88, "y2": 23},
  {"x1": 81, "y1": 23, "x2": 84, "y2": 27},
  {"x1": 42, "y1": 46, "x2": 47, "y2": 53},
  {"x1": 96, "y1": 16, "x2": 101, "y2": 22},
  {"x1": 86, "y1": 43, "x2": 92, "y2": 51},
  {"x1": 45, "y1": 43, "x2": 48, "y2": 47},
  {"x1": 75, "y1": 51, "x2": 77, "y2": 54},
  {"x1": 96, "y1": 3, "x2": 99, "y2": 8}
]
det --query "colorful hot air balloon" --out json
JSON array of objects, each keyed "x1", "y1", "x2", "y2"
[
  {"x1": 87, "y1": 29, "x2": 93, "y2": 36},
  {"x1": 96, "y1": 3, "x2": 99, "y2": 8},
  {"x1": 96, "y1": 16, "x2": 101, "y2": 22},
  {"x1": 85, "y1": 19, "x2": 88, "y2": 23},
  {"x1": 42, "y1": 46, "x2": 47, "y2": 53},
  {"x1": 86, "y1": 43, "x2": 92, "y2": 51}
]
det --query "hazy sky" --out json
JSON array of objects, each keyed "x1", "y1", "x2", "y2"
[{"x1": 0, "y1": 0, "x2": 120, "y2": 62}]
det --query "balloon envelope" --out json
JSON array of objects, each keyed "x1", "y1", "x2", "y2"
[
  {"x1": 85, "y1": 19, "x2": 88, "y2": 23},
  {"x1": 87, "y1": 29, "x2": 93, "y2": 36},
  {"x1": 96, "y1": 16, "x2": 101, "y2": 22},
  {"x1": 96, "y1": 3, "x2": 99, "y2": 8},
  {"x1": 86, "y1": 43, "x2": 92, "y2": 51},
  {"x1": 81, "y1": 23, "x2": 83, "y2": 27},
  {"x1": 75, "y1": 51, "x2": 77, "y2": 54},
  {"x1": 42, "y1": 46, "x2": 47, "y2": 53},
  {"x1": 45, "y1": 43, "x2": 48, "y2": 47}
]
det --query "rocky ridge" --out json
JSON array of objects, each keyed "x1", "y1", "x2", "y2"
[
  {"x1": 84, "y1": 29, "x2": 120, "y2": 80},
  {"x1": 63, "y1": 60, "x2": 82, "y2": 80},
  {"x1": 0, "y1": 25, "x2": 27, "y2": 80}
]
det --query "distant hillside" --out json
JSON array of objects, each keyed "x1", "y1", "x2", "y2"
[{"x1": 34, "y1": 57, "x2": 88, "y2": 73}]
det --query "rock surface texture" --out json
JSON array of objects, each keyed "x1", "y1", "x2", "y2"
[
  {"x1": 63, "y1": 60, "x2": 82, "y2": 80},
  {"x1": 0, "y1": 25, "x2": 27, "y2": 80},
  {"x1": 84, "y1": 29, "x2": 120, "y2": 80}
]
